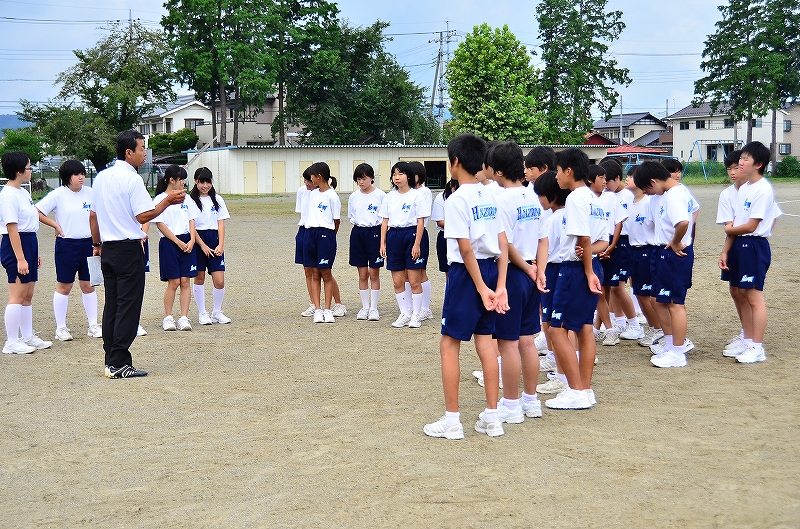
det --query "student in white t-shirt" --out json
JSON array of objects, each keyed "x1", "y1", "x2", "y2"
[
  {"x1": 348, "y1": 163, "x2": 385, "y2": 321},
  {"x1": 410, "y1": 162, "x2": 434, "y2": 321},
  {"x1": 152, "y1": 165, "x2": 199, "y2": 332},
  {"x1": 36, "y1": 160, "x2": 101, "y2": 341},
  {"x1": 0, "y1": 151, "x2": 61, "y2": 354},
  {"x1": 189, "y1": 167, "x2": 231, "y2": 325}
]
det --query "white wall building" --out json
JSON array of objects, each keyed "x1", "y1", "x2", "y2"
[{"x1": 138, "y1": 94, "x2": 210, "y2": 147}]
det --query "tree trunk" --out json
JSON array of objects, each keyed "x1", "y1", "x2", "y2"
[
  {"x1": 210, "y1": 90, "x2": 218, "y2": 148},
  {"x1": 233, "y1": 84, "x2": 240, "y2": 147},
  {"x1": 278, "y1": 80, "x2": 285, "y2": 146},
  {"x1": 770, "y1": 108, "x2": 777, "y2": 174},
  {"x1": 746, "y1": 107, "x2": 753, "y2": 143},
  {"x1": 218, "y1": 80, "x2": 228, "y2": 147}
]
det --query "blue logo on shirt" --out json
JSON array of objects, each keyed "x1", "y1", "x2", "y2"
[
  {"x1": 589, "y1": 204, "x2": 605, "y2": 219},
  {"x1": 181, "y1": 203, "x2": 188, "y2": 210},
  {"x1": 517, "y1": 205, "x2": 541, "y2": 221},
  {"x1": 82, "y1": 202, "x2": 91, "y2": 209},
  {"x1": 743, "y1": 199, "x2": 751, "y2": 209},
  {"x1": 367, "y1": 204, "x2": 379, "y2": 212},
  {"x1": 317, "y1": 203, "x2": 328, "y2": 211},
  {"x1": 659, "y1": 206, "x2": 665, "y2": 217},
  {"x1": 471, "y1": 204, "x2": 497, "y2": 221},
  {"x1": 635, "y1": 214, "x2": 646, "y2": 224},
  {"x1": 622, "y1": 203, "x2": 628, "y2": 209},
  {"x1": 401, "y1": 203, "x2": 411, "y2": 211}
]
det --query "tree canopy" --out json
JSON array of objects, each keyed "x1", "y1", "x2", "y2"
[{"x1": 0, "y1": 128, "x2": 46, "y2": 164}]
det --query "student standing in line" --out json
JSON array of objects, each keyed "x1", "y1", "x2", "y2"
[
  {"x1": 36, "y1": 160, "x2": 102, "y2": 341},
  {"x1": 409, "y1": 162, "x2": 434, "y2": 321},
  {"x1": 430, "y1": 179, "x2": 459, "y2": 281},
  {"x1": 347, "y1": 163, "x2": 385, "y2": 321},
  {"x1": 190, "y1": 167, "x2": 232, "y2": 325}
]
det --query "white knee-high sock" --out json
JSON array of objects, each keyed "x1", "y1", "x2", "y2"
[
  {"x1": 82, "y1": 291, "x2": 98, "y2": 326},
  {"x1": 359, "y1": 289, "x2": 369, "y2": 309},
  {"x1": 412, "y1": 293, "x2": 423, "y2": 316},
  {"x1": 21, "y1": 305, "x2": 33, "y2": 341},
  {"x1": 193, "y1": 285, "x2": 206, "y2": 314},
  {"x1": 404, "y1": 282, "x2": 413, "y2": 314},
  {"x1": 53, "y1": 292, "x2": 69, "y2": 328},
  {"x1": 212, "y1": 287, "x2": 225, "y2": 313},
  {"x1": 5, "y1": 304, "x2": 22, "y2": 342},
  {"x1": 395, "y1": 292, "x2": 406, "y2": 315},
  {"x1": 631, "y1": 293, "x2": 641, "y2": 313},
  {"x1": 370, "y1": 289, "x2": 380, "y2": 310},
  {"x1": 421, "y1": 280, "x2": 431, "y2": 311}
]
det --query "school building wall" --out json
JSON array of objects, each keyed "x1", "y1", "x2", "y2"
[
  {"x1": 671, "y1": 113, "x2": 785, "y2": 163},
  {"x1": 187, "y1": 144, "x2": 610, "y2": 195}
]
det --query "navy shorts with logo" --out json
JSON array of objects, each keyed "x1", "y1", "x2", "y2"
[
  {"x1": 349, "y1": 225, "x2": 383, "y2": 268},
  {"x1": 549, "y1": 259, "x2": 602, "y2": 332},
  {"x1": 143, "y1": 238, "x2": 150, "y2": 273},
  {"x1": 54, "y1": 236, "x2": 92, "y2": 283},
  {"x1": 1, "y1": 232, "x2": 38, "y2": 283},
  {"x1": 653, "y1": 245, "x2": 694, "y2": 305},
  {"x1": 540, "y1": 262, "x2": 560, "y2": 323},
  {"x1": 616, "y1": 234, "x2": 632, "y2": 281},
  {"x1": 732, "y1": 236, "x2": 770, "y2": 290},
  {"x1": 441, "y1": 259, "x2": 498, "y2": 341},
  {"x1": 494, "y1": 263, "x2": 541, "y2": 340},
  {"x1": 631, "y1": 245, "x2": 656, "y2": 296},
  {"x1": 159, "y1": 233, "x2": 198, "y2": 281},
  {"x1": 295, "y1": 226, "x2": 306, "y2": 265},
  {"x1": 303, "y1": 227, "x2": 336, "y2": 269},
  {"x1": 435, "y1": 231, "x2": 449, "y2": 273},
  {"x1": 196, "y1": 229, "x2": 226, "y2": 273},
  {"x1": 386, "y1": 226, "x2": 428, "y2": 271},
  {"x1": 601, "y1": 235, "x2": 623, "y2": 287}
]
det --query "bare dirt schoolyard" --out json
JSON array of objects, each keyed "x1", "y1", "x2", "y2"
[{"x1": 1, "y1": 183, "x2": 799, "y2": 528}]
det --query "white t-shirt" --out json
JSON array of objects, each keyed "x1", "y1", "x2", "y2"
[
  {"x1": 0, "y1": 185, "x2": 39, "y2": 234},
  {"x1": 35, "y1": 185, "x2": 94, "y2": 239},
  {"x1": 152, "y1": 193, "x2": 199, "y2": 237},
  {"x1": 654, "y1": 184, "x2": 694, "y2": 247},
  {"x1": 91, "y1": 159, "x2": 154, "y2": 242},
  {"x1": 193, "y1": 194, "x2": 230, "y2": 231},
  {"x1": 615, "y1": 188, "x2": 635, "y2": 236},
  {"x1": 484, "y1": 180, "x2": 504, "y2": 199},
  {"x1": 626, "y1": 195, "x2": 656, "y2": 247},
  {"x1": 296, "y1": 186, "x2": 310, "y2": 227},
  {"x1": 444, "y1": 183, "x2": 504, "y2": 263},
  {"x1": 348, "y1": 187, "x2": 386, "y2": 227},
  {"x1": 599, "y1": 189, "x2": 627, "y2": 240},
  {"x1": 496, "y1": 185, "x2": 544, "y2": 261},
  {"x1": 543, "y1": 208, "x2": 568, "y2": 264},
  {"x1": 733, "y1": 178, "x2": 782, "y2": 238},
  {"x1": 561, "y1": 186, "x2": 607, "y2": 261},
  {"x1": 378, "y1": 188, "x2": 429, "y2": 228},
  {"x1": 416, "y1": 185, "x2": 433, "y2": 225},
  {"x1": 431, "y1": 192, "x2": 445, "y2": 232},
  {"x1": 716, "y1": 184, "x2": 739, "y2": 225},
  {"x1": 304, "y1": 188, "x2": 341, "y2": 230}
]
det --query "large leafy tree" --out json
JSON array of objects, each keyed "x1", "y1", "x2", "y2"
[
  {"x1": 56, "y1": 20, "x2": 175, "y2": 133},
  {"x1": 537, "y1": 0, "x2": 631, "y2": 144},
  {"x1": 284, "y1": 20, "x2": 431, "y2": 145},
  {"x1": 0, "y1": 128, "x2": 46, "y2": 164},
  {"x1": 446, "y1": 23, "x2": 545, "y2": 143}
]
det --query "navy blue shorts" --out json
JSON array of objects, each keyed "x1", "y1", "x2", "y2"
[
  {"x1": 495, "y1": 263, "x2": 541, "y2": 340},
  {"x1": 436, "y1": 231, "x2": 449, "y2": 273},
  {"x1": 630, "y1": 245, "x2": 656, "y2": 296},
  {"x1": 616, "y1": 234, "x2": 632, "y2": 281},
  {"x1": 653, "y1": 245, "x2": 694, "y2": 305},
  {"x1": 196, "y1": 229, "x2": 226, "y2": 273},
  {"x1": 601, "y1": 235, "x2": 624, "y2": 286},
  {"x1": 441, "y1": 259, "x2": 498, "y2": 340},
  {"x1": 158, "y1": 233, "x2": 198, "y2": 281},
  {"x1": 1, "y1": 232, "x2": 38, "y2": 283},
  {"x1": 303, "y1": 227, "x2": 336, "y2": 269},
  {"x1": 349, "y1": 225, "x2": 383, "y2": 268},
  {"x1": 549, "y1": 259, "x2": 602, "y2": 332},
  {"x1": 54, "y1": 237, "x2": 92, "y2": 283},
  {"x1": 386, "y1": 226, "x2": 428, "y2": 271},
  {"x1": 732, "y1": 236, "x2": 770, "y2": 290},
  {"x1": 143, "y1": 238, "x2": 150, "y2": 273},
  {"x1": 540, "y1": 262, "x2": 560, "y2": 323},
  {"x1": 295, "y1": 226, "x2": 306, "y2": 265}
]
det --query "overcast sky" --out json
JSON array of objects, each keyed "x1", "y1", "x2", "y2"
[{"x1": 0, "y1": 0, "x2": 723, "y2": 122}]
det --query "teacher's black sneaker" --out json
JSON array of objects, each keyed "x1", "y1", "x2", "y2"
[{"x1": 105, "y1": 365, "x2": 148, "y2": 379}]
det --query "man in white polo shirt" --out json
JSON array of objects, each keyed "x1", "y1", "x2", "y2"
[{"x1": 90, "y1": 130, "x2": 185, "y2": 378}]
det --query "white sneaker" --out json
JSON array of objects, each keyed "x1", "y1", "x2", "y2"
[
  {"x1": 423, "y1": 416, "x2": 464, "y2": 440},
  {"x1": 602, "y1": 329, "x2": 620, "y2": 346},
  {"x1": 492, "y1": 400, "x2": 525, "y2": 424},
  {"x1": 586, "y1": 389, "x2": 597, "y2": 406},
  {"x1": 55, "y1": 326, "x2": 73, "y2": 341},
  {"x1": 736, "y1": 345, "x2": 766, "y2": 364},
  {"x1": 534, "y1": 333, "x2": 548, "y2": 352},
  {"x1": 545, "y1": 388, "x2": 591, "y2": 410},
  {"x1": 638, "y1": 327, "x2": 658, "y2": 346},
  {"x1": 301, "y1": 304, "x2": 316, "y2": 317},
  {"x1": 539, "y1": 357, "x2": 556, "y2": 372},
  {"x1": 323, "y1": 309, "x2": 335, "y2": 323},
  {"x1": 472, "y1": 370, "x2": 484, "y2": 387},
  {"x1": 594, "y1": 330, "x2": 605, "y2": 343},
  {"x1": 725, "y1": 334, "x2": 744, "y2": 347},
  {"x1": 86, "y1": 324, "x2": 102, "y2": 338},
  {"x1": 356, "y1": 307, "x2": 369, "y2": 320},
  {"x1": 25, "y1": 334, "x2": 53, "y2": 350},
  {"x1": 408, "y1": 313, "x2": 422, "y2": 328},
  {"x1": 723, "y1": 339, "x2": 748, "y2": 357},
  {"x1": 198, "y1": 312, "x2": 213, "y2": 325},
  {"x1": 649, "y1": 341, "x2": 666, "y2": 355},
  {"x1": 674, "y1": 339, "x2": 695, "y2": 355},
  {"x1": 536, "y1": 377, "x2": 569, "y2": 394},
  {"x1": 392, "y1": 313, "x2": 411, "y2": 328},
  {"x1": 636, "y1": 312, "x2": 647, "y2": 325},
  {"x1": 313, "y1": 309, "x2": 324, "y2": 323},
  {"x1": 368, "y1": 309, "x2": 380, "y2": 321},
  {"x1": 475, "y1": 416, "x2": 505, "y2": 437},
  {"x1": 331, "y1": 303, "x2": 347, "y2": 317},
  {"x1": 419, "y1": 308, "x2": 434, "y2": 321},
  {"x1": 650, "y1": 350, "x2": 687, "y2": 368},
  {"x1": 137, "y1": 325, "x2": 148, "y2": 336},
  {"x1": 176, "y1": 316, "x2": 192, "y2": 331},
  {"x1": 2, "y1": 339, "x2": 36, "y2": 354},
  {"x1": 211, "y1": 311, "x2": 231, "y2": 324},
  {"x1": 620, "y1": 324, "x2": 645, "y2": 340},
  {"x1": 521, "y1": 399, "x2": 543, "y2": 418},
  {"x1": 163, "y1": 315, "x2": 177, "y2": 331}
]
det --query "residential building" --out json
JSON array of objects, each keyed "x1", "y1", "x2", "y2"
[
  {"x1": 138, "y1": 94, "x2": 210, "y2": 146},
  {"x1": 196, "y1": 97, "x2": 304, "y2": 148},
  {"x1": 593, "y1": 112, "x2": 668, "y2": 146},
  {"x1": 781, "y1": 103, "x2": 799, "y2": 159}
]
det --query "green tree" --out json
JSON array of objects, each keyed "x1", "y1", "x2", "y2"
[
  {"x1": 446, "y1": 23, "x2": 545, "y2": 143},
  {"x1": 775, "y1": 155, "x2": 800, "y2": 178},
  {"x1": 56, "y1": 20, "x2": 175, "y2": 133},
  {"x1": 0, "y1": 128, "x2": 46, "y2": 163},
  {"x1": 537, "y1": 0, "x2": 631, "y2": 144},
  {"x1": 171, "y1": 128, "x2": 200, "y2": 153},
  {"x1": 147, "y1": 133, "x2": 173, "y2": 156}
]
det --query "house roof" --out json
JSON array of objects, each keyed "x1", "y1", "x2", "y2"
[
  {"x1": 607, "y1": 145, "x2": 667, "y2": 155},
  {"x1": 142, "y1": 94, "x2": 208, "y2": 120},
  {"x1": 631, "y1": 129, "x2": 663, "y2": 147},
  {"x1": 667, "y1": 102, "x2": 732, "y2": 120},
  {"x1": 593, "y1": 112, "x2": 666, "y2": 129}
]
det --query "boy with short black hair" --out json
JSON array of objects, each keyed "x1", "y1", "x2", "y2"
[
  {"x1": 545, "y1": 148, "x2": 607, "y2": 410},
  {"x1": 424, "y1": 133, "x2": 510, "y2": 439},
  {"x1": 634, "y1": 161, "x2": 696, "y2": 368},
  {"x1": 524, "y1": 146, "x2": 556, "y2": 184},
  {"x1": 719, "y1": 141, "x2": 781, "y2": 363}
]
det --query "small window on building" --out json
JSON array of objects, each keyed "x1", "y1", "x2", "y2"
[
  {"x1": 751, "y1": 118, "x2": 763, "y2": 128},
  {"x1": 165, "y1": 119, "x2": 172, "y2": 134},
  {"x1": 784, "y1": 120, "x2": 792, "y2": 132},
  {"x1": 724, "y1": 118, "x2": 735, "y2": 128},
  {"x1": 779, "y1": 143, "x2": 791, "y2": 155},
  {"x1": 216, "y1": 111, "x2": 222, "y2": 121},
  {"x1": 696, "y1": 120, "x2": 705, "y2": 129},
  {"x1": 139, "y1": 124, "x2": 150, "y2": 135},
  {"x1": 679, "y1": 121, "x2": 689, "y2": 130},
  {"x1": 185, "y1": 119, "x2": 204, "y2": 131}
]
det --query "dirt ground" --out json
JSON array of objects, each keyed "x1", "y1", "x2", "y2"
[{"x1": 1, "y1": 182, "x2": 799, "y2": 528}]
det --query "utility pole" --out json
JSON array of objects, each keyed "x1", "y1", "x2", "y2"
[{"x1": 429, "y1": 21, "x2": 457, "y2": 128}]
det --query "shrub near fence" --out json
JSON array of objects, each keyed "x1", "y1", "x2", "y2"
[{"x1": 775, "y1": 156, "x2": 800, "y2": 179}]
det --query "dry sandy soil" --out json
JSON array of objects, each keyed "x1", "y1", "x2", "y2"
[{"x1": 1, "y1": 182, "x2": 799, "y2": 528}]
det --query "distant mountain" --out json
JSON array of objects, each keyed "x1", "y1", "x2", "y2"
[{"x1": 0, "y1": 114, "x2": 31, "y2": 137}]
